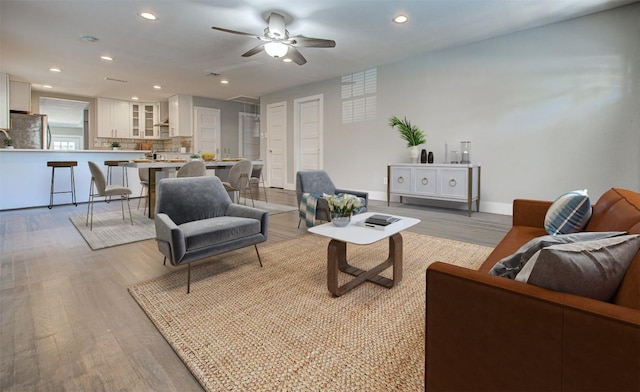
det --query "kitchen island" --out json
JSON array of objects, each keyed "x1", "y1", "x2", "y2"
[{"x1": 0, "y1": 149, "x2": 150, "y2": 210}]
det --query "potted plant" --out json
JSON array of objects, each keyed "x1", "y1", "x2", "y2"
[
  {"x1": 111, "y1": 141, "x2": 121, "y2": 150},
  {"x1": 4, "y1": 138, "x2": 14, "y2": 149},
  {"x1": 180, "y1": 139, "x2": 188, "y2": 153},
  {"x1": 389, "y1": 115, "x2": 426, "y2": 163},
  {"x1": 323, "y1": 193, "x2": 363, "y2": 227}
]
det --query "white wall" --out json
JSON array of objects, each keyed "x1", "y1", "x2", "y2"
[{"x1": 261, "y1": 4, "x2": 640, "y2": 214}]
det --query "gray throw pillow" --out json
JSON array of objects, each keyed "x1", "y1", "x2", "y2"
[
  {"x1": 489, "y1": 231, "x2": 627, "y2": 279},
  {"x1": 514, "y1": 235, "x2": 640, "y2": 301}
]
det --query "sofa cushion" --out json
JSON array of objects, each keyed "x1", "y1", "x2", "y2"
[
  {"x1": 544, "y1": 189, "x2": 592, "y2": 235},
  {"x1": 181, "y1": 216, "x2": 261, "y2": 251},
  {"x1": 515, "y1": 235, "x2": 640, "y2": 301},
  {"x1": 489, "y1": 231, "x2": 627, "y2": 279}
]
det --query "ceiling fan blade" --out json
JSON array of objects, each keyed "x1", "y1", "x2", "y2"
[
  {"x1": 242, "y1": 45, "x2": 265, "y2": 57},
  {"x1": 286, "y1": 46, "x2": 307, "y2": 65},
  {"x1": 289, "y1": 36, "x2": 336, "y2": 48},
  {"x1": 211, "y1": 26, "x2": 259, "y2": 38}
]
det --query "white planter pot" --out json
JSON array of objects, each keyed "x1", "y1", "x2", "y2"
[
  {"x1": 180, "y1": 147, "x2": 187, "y2": 153},
  {"x1": 112, "y1": 147, "x2": 120, "y2": 150},
  {"x1": 408, "y1": 146, "x2": 419, "y2": 163}
]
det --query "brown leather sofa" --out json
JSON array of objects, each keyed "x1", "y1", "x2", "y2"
[{"x1": 425, "y1": 188, "x2": 640, "y2": 391}]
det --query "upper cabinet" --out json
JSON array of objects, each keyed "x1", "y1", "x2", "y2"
[
  {"x1": 169, "y1": 94, "x2": 193, "y2": 137},
  {"x1": 9, "y1": 81, "x2": 31, "y2": 112},
  {"x1": 131, "y1": 102, "x2": 159, "y2": 139},
  {"x1": 0, "y1": 73, "x2": 8, "y2": 129},
  {"x1": 97, "y1": 97, "x2": 131, "y2": 138}
]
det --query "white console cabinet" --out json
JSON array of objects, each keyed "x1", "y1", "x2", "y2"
[{"x1": 387, "y1": 163, "x2": 481, "y2": 216}]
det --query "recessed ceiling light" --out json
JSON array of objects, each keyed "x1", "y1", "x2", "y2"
[
  {"x1": 139, "y1": 12, "x2": 157, "y2": 20},
  {"x1": 393, "y1": 14, "x2": 408, "y2": 24},
  {"x1": 49, "y1": 67, "x2": 62, "y2": 72},
  {"x1": 132, "y1": 96, "x2": 139, "y2": 101},
  {"x1": 42, "y1": 85, "x2": 53, "y2": 89},
  {"x1": 101, "y1": 55, "x2": 113, "y2": 61},
  {"x1": 282, "y1": 58, "x2": 293, "y2": 63},
  {"x1": 153, "y1": 85, "x2": 162, "y2": 89},
  {"x1": 220, "y1": 80, "x2": 229, "y2": 84}
]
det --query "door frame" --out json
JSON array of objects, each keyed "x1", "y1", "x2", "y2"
[
  {"x1": 193, "y1": 106, "x2": 221, "y2": 157},
  {"x1": 293, "y1": 94, "x2": 324, "y2": 175},
  {"x1": 238, "y1": 111, "x2": 260, "y2": 160},
  {"x1": 266, "y1": 101, "x2": 287, "y2": 188}
]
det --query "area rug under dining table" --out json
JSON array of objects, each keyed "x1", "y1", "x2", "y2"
[
  {"x1": 70, "y1": 201, "x2": 297, "y2": 250},
  {"x1": 128, "y1": 231, "x2": 493, "y2": 391}
]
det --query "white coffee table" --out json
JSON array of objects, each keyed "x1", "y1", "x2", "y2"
[{"x1": 308, "y1": 212, "x2": 420, "y2": 297}]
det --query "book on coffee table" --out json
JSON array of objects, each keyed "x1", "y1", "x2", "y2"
[{"x1": 364, "y1": 214, "x2": 401, "y2": 226}]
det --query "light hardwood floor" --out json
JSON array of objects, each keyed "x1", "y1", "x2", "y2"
[{"x1": 0, "y1": 188, "x2": 510, "y2": 391}]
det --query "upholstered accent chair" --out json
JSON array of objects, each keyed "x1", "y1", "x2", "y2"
[
  {"x1": 222, "y1": 159, "x2": 254, "y2": 205},
  {"x1": 86, "y1": 161, "x2": 133, "y2": 230},
  {"x1": 295, "y1": 170, "x2": 369, "y2": 227},
  {"x1": 155, "y1": 176, "x2": 268, "y2": 293},
  {"x1": 176, "y1": 160, "x2": 207, "y2": 178}
]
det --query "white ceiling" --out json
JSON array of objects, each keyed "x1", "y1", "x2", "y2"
[{"x1": 1, "y1": 0, "x2": 636, "y2": 104}]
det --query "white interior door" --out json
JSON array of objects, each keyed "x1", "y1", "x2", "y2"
[
  {"x1": 294, "y1": 94, "x2": 323, "y2": 172},
  {"x1": 267, "y1": 102, "x2": 286, "y2": 188},
  {"x1": 194, "y1": 106, "x2": 221, "y2": 157}
]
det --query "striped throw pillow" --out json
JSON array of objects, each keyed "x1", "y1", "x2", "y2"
[{"x1": 544, "y1": 189, "x2": 592, "y2": 235}]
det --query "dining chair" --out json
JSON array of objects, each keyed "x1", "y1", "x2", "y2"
[
  {"x1": 222, "y1": 159, "x2": 254, "y2": 206},
  {"x1": 248, "y1": 163, "x2": 267, "y2": 203},
  {"x1": 86, "y1": 161, "x2": 133, "y2": 230},
  {"x1": 176, "y1": 160, "x2": 207, "y2": 178},
  {"x1": 137, "y1": 168, "x2": 149, "y2": 214}
]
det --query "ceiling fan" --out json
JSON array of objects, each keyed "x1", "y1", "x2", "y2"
[{"x1": 211, "y1": 12, "x2": 335, "y2": 65}]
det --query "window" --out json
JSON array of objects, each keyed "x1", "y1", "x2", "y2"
[
  {"x1": 341, "y1": 68, "x2": 377, "y2": 124},
  {"x1": 51, "y1": 136, "x2": 81, "y2": 150}
]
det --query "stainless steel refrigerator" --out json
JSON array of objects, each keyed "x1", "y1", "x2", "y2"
[{"x1": 9, "y1": 112, "x2": 50, "y2": 149}]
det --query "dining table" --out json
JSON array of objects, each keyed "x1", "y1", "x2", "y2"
[{"x1": 121, "y1": 159, "x2": 262, "y2": 218}]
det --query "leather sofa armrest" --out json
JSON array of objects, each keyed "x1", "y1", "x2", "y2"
[
  {"x1": 425, "y1": 262, "x2": 640, "y2": 391},
  {"x1": 512, "y1": 199, "x2": 552, "y2": 227}
]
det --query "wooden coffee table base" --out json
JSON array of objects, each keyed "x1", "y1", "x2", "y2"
[{"x1": 327, "y1": 233, "x2": 403, "y2": 297}]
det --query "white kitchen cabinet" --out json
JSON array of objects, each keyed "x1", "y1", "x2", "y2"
[
  {"x1": 169, "y1": 94, "x2": 193, "y2": 137},
  {"x1": 0, "y1": 73, "x2": 8, "y2": 129},
  {"x1": 97, "y1": 97, "x2": 131, "y2": 138},
  {"x1": 131, "y1": 102, "x2": 158, "y2": 139},
  {"x1": 9, "y1": 81, "x2": 31, "y2": 112},
  {"x1": 387, "y1": 163, "x2": 481, "y2": 216}
]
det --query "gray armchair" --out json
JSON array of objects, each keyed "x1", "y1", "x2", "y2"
[
  {"x1": 296, "y1": 170, "x2": 368, "y2": 227},
  {"x1": 155, "y1": 176, "x2": 269, "y2": 293}
]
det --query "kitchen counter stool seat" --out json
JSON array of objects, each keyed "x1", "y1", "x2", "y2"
[{"x1": 47, "y1": 160, "x2": 78, "y2": 209}]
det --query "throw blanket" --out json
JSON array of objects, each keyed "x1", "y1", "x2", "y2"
[{"x1": 299, "y1": 192, "x2": 322, "y2": 227}]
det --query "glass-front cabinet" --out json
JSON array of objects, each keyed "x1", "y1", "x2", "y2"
[{"x1": 131, "y1": 102, "x2": 158, "y2": 138}]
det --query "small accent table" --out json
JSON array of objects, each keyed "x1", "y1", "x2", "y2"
[{"x1": 308, "y1": 212, "x2": 420, "y2": 297}]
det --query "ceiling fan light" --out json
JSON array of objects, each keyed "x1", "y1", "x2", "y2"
[{"x1": 264, "y1": 42, "x2": 288, "y2": 58}]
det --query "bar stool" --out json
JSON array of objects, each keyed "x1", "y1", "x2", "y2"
[
  {"x1": 104, "y1": 160, "x2": 129, "y2": 202},
  {"x1": 47, "y1": 161, "x2": 78, "y2": 209}
]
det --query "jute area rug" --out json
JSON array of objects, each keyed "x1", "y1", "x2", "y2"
[
  {"x1": 70, "y1": 209, "x2": 155, "y2": 250},
  {"x1": 129, "y1": 231, "x2": 493, "y2": 391}
]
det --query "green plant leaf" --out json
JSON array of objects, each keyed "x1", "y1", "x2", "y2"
[{"x1": 389, "y1": 115, "x2": 426, "y2": 147}]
